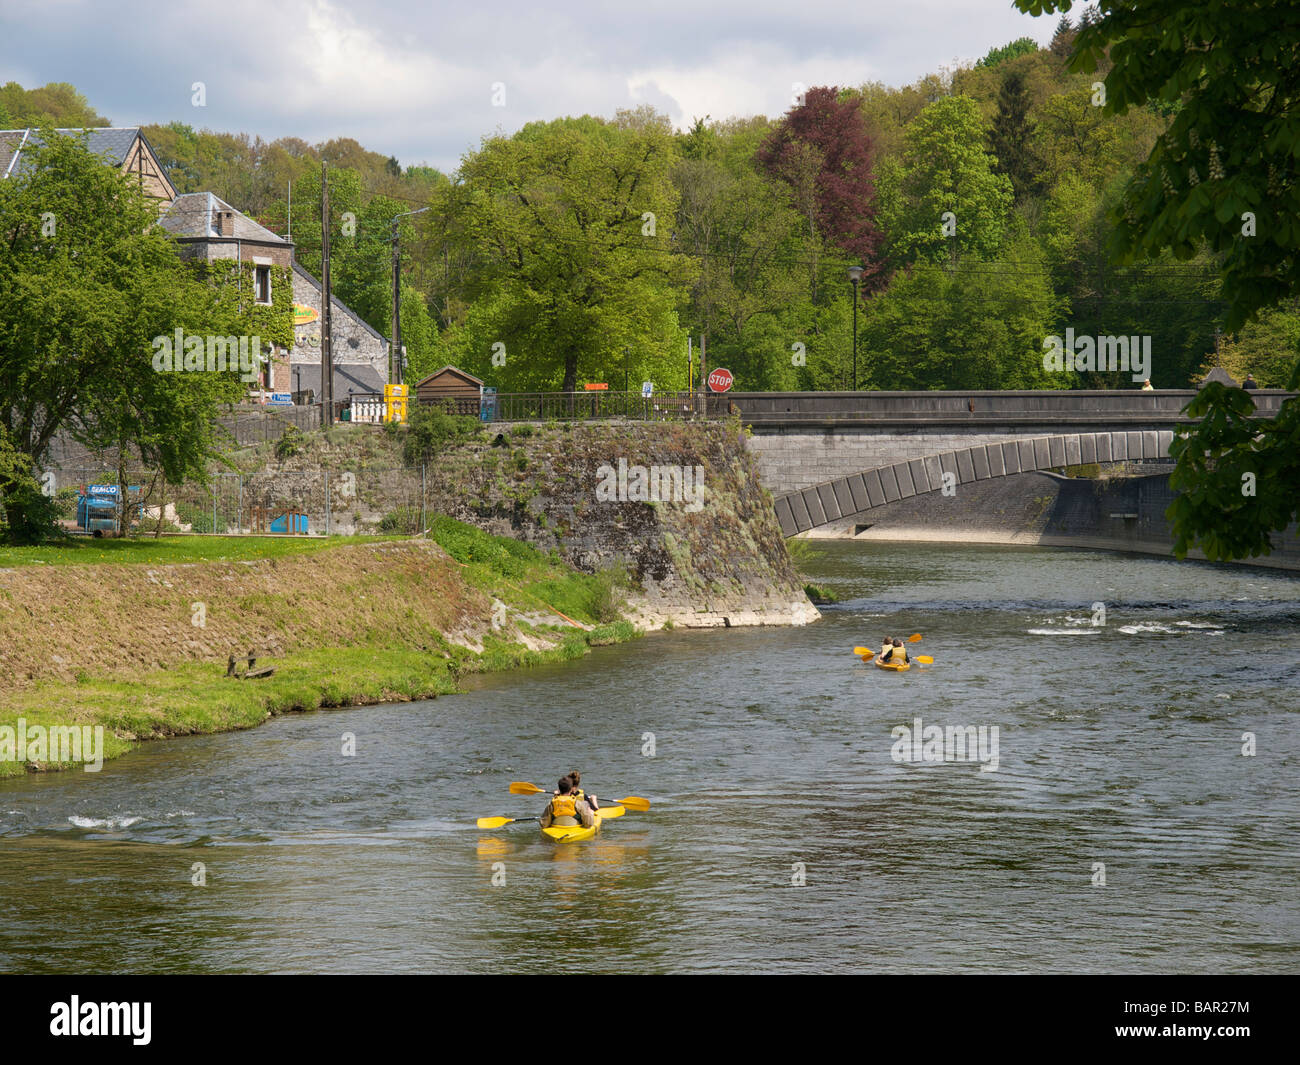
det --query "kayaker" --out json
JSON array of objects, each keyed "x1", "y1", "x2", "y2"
[
  {"x1": 540, "y1": 776, "x2": 593, "y2": 830},
  {"x1": 884, "y1": 637, "x2": 910, "y2": 665},
  {"x1": 567, "y1": 769, "x2": 599, "y2": 811}
]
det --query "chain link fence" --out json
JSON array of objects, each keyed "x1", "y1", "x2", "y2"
[{"x1": 42, "y1": 466, "x2": 433, "y2": 538}]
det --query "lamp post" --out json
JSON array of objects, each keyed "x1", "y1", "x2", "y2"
[
  {"x1": 391, "y1": 206, "x2": 431, "y2": 386},
  {"x1": 848, "y1": 264, "x2": 864, "y2": 391}
]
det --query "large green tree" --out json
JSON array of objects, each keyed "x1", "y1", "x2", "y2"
[
  {"x1": 1016, "y1": 0, "x2": 1300, "y2": 560},
  {"x1": 0, "y1": 131, "x2": 249, "y2": 540},
  {"x1": 447, "y1": 109, "x2": 692, "y2": 393}
]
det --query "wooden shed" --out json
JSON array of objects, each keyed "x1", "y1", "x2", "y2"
[{"x1": 413, "y1": 366, "x2": 484, "y2": 415}]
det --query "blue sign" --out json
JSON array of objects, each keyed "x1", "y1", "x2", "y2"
[
  {"x1": 268, "y1": 392, "x2": 293, "y2": 406},
  {"x1": 86, "y1": 484, "x2": 119, "y2": 496},
  {"x1": 642, "y1": 381, "x2": 654, "y2": 398},
  {"x1": 480, "y1": 386, "x2": 497, "y2": 423}
]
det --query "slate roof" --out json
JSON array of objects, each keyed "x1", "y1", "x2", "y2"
[
  {"x1": 159, "y1": 191, "x2": 290, "y2": 246},
  {"x1": 291, "y1": 363, "x2": 387, "y2": 398},
  {"x1": 2, "y1": 127, "x2": 150, "y2": 178}
]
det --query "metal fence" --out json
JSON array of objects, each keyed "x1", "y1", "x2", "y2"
[
  {"x1": 43, "y1": 467, "x2": 433, "y2": 538},
  {"x1": 487, "y1": 390, "x2": 733, "y2": 422}
]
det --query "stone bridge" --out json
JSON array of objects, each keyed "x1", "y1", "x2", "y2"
[{"x1": 722, "y1": 389, "x2": 1292, "y2": 537}]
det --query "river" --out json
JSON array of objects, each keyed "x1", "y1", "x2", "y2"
[{"x1": 1, "y1": 542, "x2": 1297, "y2": 973}]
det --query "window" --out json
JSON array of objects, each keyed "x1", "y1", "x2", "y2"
[{"x1": 254, "y1": 265, "x2": 271, "y2": 305}]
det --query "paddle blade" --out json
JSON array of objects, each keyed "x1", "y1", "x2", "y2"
[
  {"x1": 598, "y1": 806, "x2": 626, "y2": 819},
  {"x1": 852, "y1": 646, "x2": 873, "y2": 656},
  {"x1": 476, "y1": 816, "x2": 516, "y2": 828},
  {"x1": 612, "y1": 795, "x2": 650, "y2": 811},
  {"x1": 908, "y1": 633, "x2": 923, "y2": 642},
  {"x1": 915, "y1": 655, "x2": 933, "y2": 664},
  {"x1": 509, "y1": 782, "x2": 546, "y2": 795}
]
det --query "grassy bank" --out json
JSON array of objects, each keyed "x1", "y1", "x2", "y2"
[{"x1": 0, "y1": 521, "x2": 638, "y2": 777}]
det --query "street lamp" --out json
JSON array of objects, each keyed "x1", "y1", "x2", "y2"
[
  {"x1": 848, "y1": 265, "x2": 864, "y2": 391},
  {"x1": 391, "y1": 207, "x2": 431, "y2": 386}
]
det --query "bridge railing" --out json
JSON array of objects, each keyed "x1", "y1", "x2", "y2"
[{"x1": 487, "y1": 390, "x2": 733, "y2": 422}]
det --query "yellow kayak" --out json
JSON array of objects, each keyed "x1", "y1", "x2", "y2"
[
  {"x1": 872, "y1": 655, "x2": 910, "y2": 672},
  {"x1": 540, "y1": 806, "x2": 621, "y2": 842}
]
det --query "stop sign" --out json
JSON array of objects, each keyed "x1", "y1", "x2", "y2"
[{"x1": 707, "y1": 367, "x2": 734, "y2": 393}]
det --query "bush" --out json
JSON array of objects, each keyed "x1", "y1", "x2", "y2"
[
  {"x1": 379, "y1": 505, "x2": 421, "y2": 533},
  {"x1": 511, "y1": 424, "x2": 535, "y2": 439},
  {"x1": 402, "y1": 406, "x2": 481, "y2": 465},
  {"x1": 275, "y1": 425, "x2": 304, "y2": 461}
]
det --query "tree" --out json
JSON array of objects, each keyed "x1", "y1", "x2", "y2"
[
  {"x1": 977, "y1": 38, "x2": 1039, "y2": 69},
  {"x1": 989, "y1": 72, "x2": 1047, "y2": 202},
  {"x1": 860, "y1": 232, "x2": 1061, "y2": 390},
  {"x1": 758, "y1": 87, "x2": 884, "y2": 285},
  {"x1": 879, "y1": 95, "x2": 1014, "y2": 268},
  {"x1": 0, "y1": 131, "x2": 250, "y2": 540},
  {"x1": 1202, "y1": 303, "x2": 1300, "y2": 389},
  {"x1": 449, "y1": 109, "x2": 692, "y2": 393},
  {"x1": 1015, "y1": 0, "x2": 1300, "y2": 559}
]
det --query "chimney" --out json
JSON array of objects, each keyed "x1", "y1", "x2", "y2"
[{"x1": 213, "y1": 209, "x2": 235, "y2": 237}]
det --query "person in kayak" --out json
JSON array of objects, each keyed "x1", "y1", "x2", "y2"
[
  {"x1": 567, "y1": 769, "x2": 599, "y2": 812},
  {"x1": 540, "y1": 776, "x2": 594, "y2": 830},
  {"x1": 883, "y1": 637, "x2": 910, "y2": 665}
]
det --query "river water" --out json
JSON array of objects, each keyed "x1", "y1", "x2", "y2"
[{"x1": 1, "y1": 543, "x2": 1296, "y2": 974}]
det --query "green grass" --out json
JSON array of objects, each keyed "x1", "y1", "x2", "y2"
[{"x1": 0, "y1": 534, "x2": 402, "y2": 568}]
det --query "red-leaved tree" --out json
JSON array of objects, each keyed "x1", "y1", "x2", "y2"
[{"x1": 757, "y1": 86, "x2": 886, "y2": 292}]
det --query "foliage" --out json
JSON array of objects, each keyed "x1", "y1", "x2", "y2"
[
  {"x1": 275, "y1": 425, "x2": 304, "y2": 460},
  {"x1": 0, "y1": 130, "x2": 251, "y2": 540},
  {"x1": 977, "y1": 38, "x2": 1040, "y2": 69},
  {"x1": 401, "y1": 405, "x2": 481, "y2": 465}
]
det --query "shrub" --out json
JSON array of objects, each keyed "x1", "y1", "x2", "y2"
[
  {"x1": 379, "y1": 505, "x2": 421, "y2": 533},
  {"x1": 403, "y1": 406, "x2": 481, "y2": 465},
  {"x1": 275, "y1": 425, "x2": 304, "y2": 461}
]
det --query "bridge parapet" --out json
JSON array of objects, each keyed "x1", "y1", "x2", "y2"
[{"x1": 731, "y1": 389, "x2": 1291, "y2": 427}]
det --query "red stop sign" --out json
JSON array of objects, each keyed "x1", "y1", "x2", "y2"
[{"x1": 707, "y1": 367, "x2": 734, "y2": 393}]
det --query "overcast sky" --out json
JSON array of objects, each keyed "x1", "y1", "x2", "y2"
[{"x1": 1, "y1": 0, "x2": 1057, "y2": 173}]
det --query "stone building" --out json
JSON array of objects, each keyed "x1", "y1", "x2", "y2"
[
  {"x1": 1, "y1": 126, "x2": 176, "y2": 202},
  {"x1": 157, "y1": 192, "x2": 295, "y2": 393},
  {"x1": 289, "y1": 262, "x2": 390, "y2": 401}
]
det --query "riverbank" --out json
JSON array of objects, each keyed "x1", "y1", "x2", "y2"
[{"x1": 0, "y1": 523, "x2": 636, "y2": 776}]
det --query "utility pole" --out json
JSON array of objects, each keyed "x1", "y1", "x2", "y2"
[
  {"x1": 391, "y1": 207, "x2": 430, "y2": 385},
  {"x1": 321, "y1": 162, "x2": 334, "y2": 426}
]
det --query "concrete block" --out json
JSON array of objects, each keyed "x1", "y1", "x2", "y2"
[
  {"x1": 1096, "y1": 434, "x2": 1112, "y2": 462},
  {"x1": 956, "y1": 449, "x2": 976, "y2": 482},
  {"x1": 1080, "y1": 433, "x2": 1097, "y2": 465},
  {"x1": 1001, "y1": 441, "x2": 1021, "y2": 475},
  {"x1": 1049, "y1": 436, "x2": 1066, "y2": 466},
  {"x1": 939, "y1": 452, "x2": 959, "y2": 484},
  {"x1": 774, "y1": 496, "x2": 798, "y2": 536},
  {"x1": 880, "y1": 465, "x2": 901, "y2": 502},
  {"x1": 1111, "y1": 432, "x2": 1128, "y2": 460},
  {"x1": 831, "y1": 478, "x2": 855, "y2": 516},
  {"x1": 922, "y1": 455, "x2": 943, "y2": 492},
  {"x1": 894, "y1": 462, "x2": 916, "y2": 498},
  {"x1": 1142, "y1": 430, "x2": 1158, "y2": 459},
  {"x1": 971, "y1": 446, "x2": 991, "y2": 479},
  {"x1": 1157, "y1": 429, "x2": 1173, "y2": 457},
  {"x1": 816, "y1": 484, "x2": 841, "y2": 521},
  {"x1": 907, "y1": 458, "x2": 930, "y2": 493},
  {"x1": 1127, "y1": 430, "x2": 1143, "y2": 458},
  {"x1": 787, "y1": 492, "x2": 812, "y2": 531},
  {"x1": 1033, "y1": 438, "x2": 1051, "y2": 469},
  {"x1": 986, "y1": 443, "x2": 1006, "y2": 477},
  {"x1": 847, "y1": 474, "x2": 870, "y2": 512},
  {"x1": 864, "y1": 469, "x2": 886, "y2": 507},
  {"x1": 802, "y1": 488, "x2": 826, "y2": 526}
]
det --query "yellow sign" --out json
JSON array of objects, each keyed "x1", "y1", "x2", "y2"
[
  {"x1": 384, "y1": 384, "x2": 408, "y2": 423},
  {"x1": 293, "y1": 303, "x2": 319, "y2": 325}
]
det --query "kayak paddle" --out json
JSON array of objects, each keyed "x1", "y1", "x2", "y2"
[
  {"x1": 476, "y1": 816, "x2": 538, "y2": 829},
  {"x1": 853, "y1": 634, "x2": 921, "y2": 655},
  {"x1": 508, "y1": 781, "x2": 650, "y2": 811}
]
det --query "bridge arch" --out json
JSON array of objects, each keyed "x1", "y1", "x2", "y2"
[{"x1": 773, "y1": 429, "x2": 1175, "y2": 537}]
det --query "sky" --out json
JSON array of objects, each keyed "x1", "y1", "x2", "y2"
[{"x1": 0, "y1": 0, "x2": 1059, "y2": 173}]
